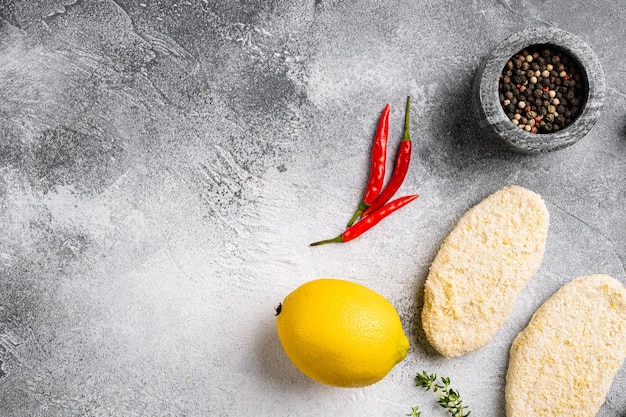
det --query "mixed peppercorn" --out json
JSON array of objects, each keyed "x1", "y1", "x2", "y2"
[{"x1": 499, "y1": 46, "x2": 586, "y2": 134}]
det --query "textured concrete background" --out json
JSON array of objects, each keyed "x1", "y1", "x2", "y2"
[{"x1": 0, "y1": 1, "x2": 625, "y2": 416}]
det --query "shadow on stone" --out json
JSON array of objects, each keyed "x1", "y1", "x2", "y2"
[
  {"x1": 424, "y1": 70, "x2": 518, "y2": 177},
  {"x1": 410, "y1": 277, "x2": 441, "y2": 359},
  {"x1": 256, "y1": 317, "x2": 319, "y2": 392}
]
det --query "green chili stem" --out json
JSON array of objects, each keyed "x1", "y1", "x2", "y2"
[
  {"x1": 309, "y1": 235, "x2": 344, "y2": 246},
  {"x1": 347, "y1": 201, "x2": 368, "y2": 227},
  {"x1": 403, "y1": 95, "x2": 411, "y2": 141}
]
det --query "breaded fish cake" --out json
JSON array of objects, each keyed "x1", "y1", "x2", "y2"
[
  {"x1": 422, "y1": 185, "x2": 549, "y2": 357},
  {"x1": 506, "y1": 274, "x2": 626, "y2": 417}
]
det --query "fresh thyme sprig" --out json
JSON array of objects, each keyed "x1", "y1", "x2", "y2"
[
  {"x1": 412, "y1": 371, "x2": 470, "y2": 417},
  {"x1": 406, "y1": 405, "x2": 422, "y2": 417}
]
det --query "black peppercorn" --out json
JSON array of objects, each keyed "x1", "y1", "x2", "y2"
[{"x1": 499, "y1": 45, "x2": 585, "y2": 134}]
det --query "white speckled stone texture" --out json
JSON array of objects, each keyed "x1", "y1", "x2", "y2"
[{"x1": 0, "y1": 1, "x2": 625, "y2": 416}]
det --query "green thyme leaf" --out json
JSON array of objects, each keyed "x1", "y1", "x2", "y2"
[
  {"x1": 406, "y1": 405, "x2": 422, "y2": 417},
  {"x1": 412, "y1": 371, "x2": 471, "y2": 417}
]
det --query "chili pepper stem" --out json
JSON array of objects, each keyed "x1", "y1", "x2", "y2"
[
  {"x1": 403, "y1": 95, "x2": 411, "y2": 141},
  {"x1": 347, "y1": 201, "x2": 369, "y2": 227},
  {"x1": 309, "y1": 235, "x2": 344, "y2": 246}
]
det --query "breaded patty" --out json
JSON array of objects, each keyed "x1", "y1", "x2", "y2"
[
  {"x1": 506, "y1": 274, "x2": 626, "y2": 417},
  {"x1": 422, "y1": 185, "x2": 549, "y2": 357}
]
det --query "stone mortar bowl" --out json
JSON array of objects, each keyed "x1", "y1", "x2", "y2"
[{"x1": 472, "y1": 27, "x2": 605, "y2": 154}]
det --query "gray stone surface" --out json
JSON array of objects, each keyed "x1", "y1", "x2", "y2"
[{"x1": 0, "y1": 1, "x2": 625, "y2": 416}]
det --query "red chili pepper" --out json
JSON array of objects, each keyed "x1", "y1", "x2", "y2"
[
  {"x1": 310, "y1": 194, "x2": 418, "y2": 246},
  {"x1": 346, "y1": 103, "x2": 390, "y2": 227},
  {"x1": 361, "y1": 96, "x2": 412, "y2": 218}
]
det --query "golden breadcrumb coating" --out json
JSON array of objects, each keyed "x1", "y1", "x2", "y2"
[
  {"x1": 422, "y1": 185, "x2": 549, "y2": 358},
  {"x1": 506, "y1": 274, "x2": 626, "y2": 417}
]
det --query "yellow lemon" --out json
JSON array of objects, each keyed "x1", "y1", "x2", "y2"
[{"x1": 275, "y1": 278, "x2": 410, "y2": 387}]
